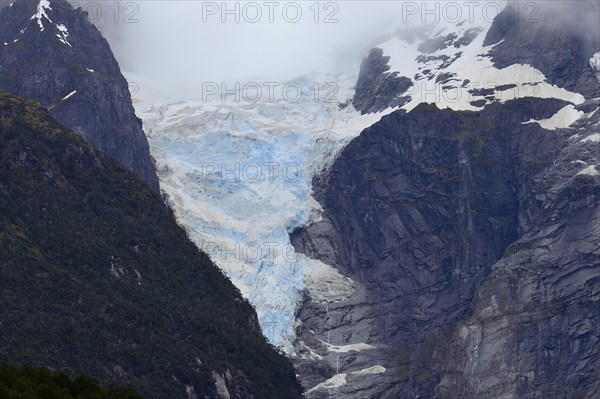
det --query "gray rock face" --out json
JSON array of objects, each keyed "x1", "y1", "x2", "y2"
[
  {"x1": 352, "y1": 48, "x2": 413, "y2": 114},
  {"x1": 484, "y1": 1, "x2": 600, "y2": 100},
  {"x1": 429, "y1": 102, "x2": 600, "y2": 399},
  {"x1": 0, "y1": 0, "x2": 159, "y2": 191},
  {"x1": 292, "y1": 4, "x2": 600, "y2": 396},
  {"x1": 292, "y1": 98, "x2": 599, "y2": 398}
]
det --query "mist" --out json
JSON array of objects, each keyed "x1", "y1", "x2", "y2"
[
  {"x1": 75, "y1": 0, "x2": 599, "y2": 97},
  {"x1": 83, "y1": 1, "x2": 412, "y2": 94}
]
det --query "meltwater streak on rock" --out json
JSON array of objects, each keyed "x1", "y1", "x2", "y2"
[{"x1": 0, "y1": 0, "x2": 159, "y2": 191}]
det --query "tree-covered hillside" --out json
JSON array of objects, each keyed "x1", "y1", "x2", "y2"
[
  {"x1": 0, "y1": 91, "x2": 303, "y2": 399},
  {"x1": 0, "y1": 363, "x2": 146, "y2": 399}
]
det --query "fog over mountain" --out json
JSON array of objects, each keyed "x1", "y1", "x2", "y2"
[
  {"x1": 80, "y1": 1, "x2": 447, "y2": 92},
  {"x1": 68, "y1": 0, "x2": 597, "y2": 95}
]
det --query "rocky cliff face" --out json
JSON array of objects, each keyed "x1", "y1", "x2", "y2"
[
  {"x1": 484, "y1": 1, "x2": 600, "y2": 99},
  {"x1": 292, "y1": 2, "x2": 600, "y2": 397},
  {"x1": 0, "y1": 0, "x2": 159, "y2": 191},
  {"x1": 426, "y1": 99, "x2": 600, "y2": 399},
  {"x1": 352, "y1": 48, "x2": 413, "y2": 114}
]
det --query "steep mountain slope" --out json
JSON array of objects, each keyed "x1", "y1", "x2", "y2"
[
  {"x1": 0, "y1": 91, "x2": 303, "y2": 399},
  {"x1": 293, "y1": 97, "x2": 600, "y2": 397},
  {"x1": 0, "y1": 0, "x2": 159, "y2": 191},
  {"x1": 291, "y1": 2, "x2": 600, "y2": 397}
]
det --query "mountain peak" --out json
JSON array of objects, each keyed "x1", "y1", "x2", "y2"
[
  {"x1": 31, "y1": 0, "x2": 52, "y2": 31},
  {"x1": 352, "y1": 2, "x2": 599, "y2": 115},
  {"x1": 0, "y1": 0, "x2": 160, "y2": 191},
  {"x1": 26, "y1": 0, "x2": 71, "y2": 46},
  {"x1": 3, "y1": 0, "x2": 88, "y2": 49}
]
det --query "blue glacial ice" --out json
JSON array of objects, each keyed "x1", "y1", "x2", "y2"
[{"x1": 134, "y1": 72, "x2": 392, "y2": 351}]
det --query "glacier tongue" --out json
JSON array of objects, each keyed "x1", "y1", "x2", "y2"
[{"x1": 134, "y1": 71, "x2": 391, "y2": 350}]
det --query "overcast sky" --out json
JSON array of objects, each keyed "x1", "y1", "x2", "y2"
[
  {"x1": 89, "y1": 1, "x2": 420, "y2": 92},
  {"x1": 0, "y1": 1, "x2": 593, "y2": 96},
  {"x1": 81, "y1": 0, "x2": 598, "y2": 97}
]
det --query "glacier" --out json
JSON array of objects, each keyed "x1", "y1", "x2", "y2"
[{"x1": 132, "y1": 70, "x2": 391, "y2": 350}]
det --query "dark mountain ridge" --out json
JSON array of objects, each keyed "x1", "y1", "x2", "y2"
[{"x1": 0, "y1": 0, "x2": 159, "y2": 191}]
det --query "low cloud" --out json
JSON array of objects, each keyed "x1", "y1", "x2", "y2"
[{"x1": 67, "y1": 1, "x2": 599, "y2": 96}]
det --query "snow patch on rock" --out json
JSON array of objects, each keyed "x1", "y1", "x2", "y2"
[
  {"x1": 581, "y1": 133, "x2": 600, "y2": 143},
  {"x1": 351, "y1": 365, "x2": 386, "y2": 375},
  {"x1": 62, "y1": 90, "x2": 76, "y2": 101},
  {"x1": 374, "y1": 18, "x2": 585, "y2": 112},
  {"x1": 55, "y1": 23, "x2": 72, "y2": 47},
  {"x1": 320, "y1": 340, "x2": 375, "y2": 353},
  {"x1": 307, "y1": 373, "x2": 347, "y2": 393},
  {"x1": 577, "y1": 165, "x2": 599, "y2": 176},
  {"x1": 522, "y1": 105, "x2": 583, "y2": 130}
]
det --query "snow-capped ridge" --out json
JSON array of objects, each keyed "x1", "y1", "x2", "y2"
[
  {"x1": 31, "y1": 0, "x2": 52, "y2": 31},
  {"x1": 364, "y1": 16, "x2": 586, "y2": 113},
  {"x1": 12, "y1": 0, "x2": 74, "y2": 47}
]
